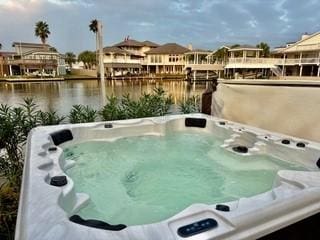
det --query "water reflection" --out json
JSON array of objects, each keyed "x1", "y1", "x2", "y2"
[{"x1": 0, "y1": 80, "x2": 207, "y2": 115}]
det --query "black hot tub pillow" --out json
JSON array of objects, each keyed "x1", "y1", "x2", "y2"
[{"x1": 69, "y1": 215, "x2": 127, "y2": 231}]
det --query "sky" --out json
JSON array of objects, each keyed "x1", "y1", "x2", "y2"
[{"x1": 0, "y1": 0, "x2": 320, "y2": 54}]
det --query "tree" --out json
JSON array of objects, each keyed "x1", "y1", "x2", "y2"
[
  {"x1": 214, "y1": 47, "x2": 229, "y2": 63},
  {"x1": 89, "y1": 19, "x2": 98, "y2": 34},
  {"x1": 0, "y1": 43, "x2": 2, "y2": 50},
  {"x1": 256, "y1": 42, "x2": 270, "y2": 57},
  {"x1": 49, "y1": 47, "x2": 57, "y2": 52},
  {"x1": 89, "y1": 19, "x2": 99, "y2": 74},
  {"x1": 35, "y1": 21, "x2": 50, "y2": 45},
  {"x1": 230, "y1": 44, "x2": 240, "y2": 49},
  {"x1": 65, "y1": 52, "x2": 76, "y2": 68},
  {"x1": 78, "y1": 51, "x2": 96, "y2": 69}
]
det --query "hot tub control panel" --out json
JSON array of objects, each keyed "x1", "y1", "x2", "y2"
[{"x1": 177, "y1": 218, "x2": 218, "y2": 237}]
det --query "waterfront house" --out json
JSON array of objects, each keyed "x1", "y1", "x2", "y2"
[
  {"x1": 185, "y1": 48, "x2": 224, "y2": 80},
  {"x1": 223, "y1": 32, "x2": 320, "y2": 79},
  {"x1": 145, "y1": 43, "x2": 190, "y2": 74},
  {"x1": 103, "y1": 46, "x2": 142, "y2": 76},
  {"x1": 113, "y1": 39, "x2": 159, "y2": 57},
  {"x1": 271, "y1": 32, "x2": 320, "y2": 78},
  {"x1": 4, "y1": 42, "x2": 66, "y2": 76},
  {"x1": 224, "y1": 45, "x2": 275, "y2": 79},
  {"x1": 103, "y1": 38, "x2": 159, "y2": 76}
]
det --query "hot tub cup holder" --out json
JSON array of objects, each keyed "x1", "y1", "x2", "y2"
[
  {"x1": 281, "y1": 139, "x2": 291, "y2": 145},
  {"x1": 104, "y1": 123, "x2": 113, "y2": 128},
  {"x1": 232, "y1": 146, "x2": 249, "y2": 154},
  {"x1": 216, "y1": 204, "x2": 230, "y2": 212},
  {"x1": 296, "y1": 142, "x2": 306, "y2": 148},
  {"x1": 50, "y1": 176, "x2": 68, "y2": 187}
]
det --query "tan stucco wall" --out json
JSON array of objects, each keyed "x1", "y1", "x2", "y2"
[{"x1": 212, "y1": 82, "x2": 320, "y2": 142}]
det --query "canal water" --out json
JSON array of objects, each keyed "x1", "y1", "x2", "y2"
[{"x1": 0, "y1": 80, "x2": 207, "y2": 115}]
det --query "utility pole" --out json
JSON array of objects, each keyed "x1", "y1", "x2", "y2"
[{"x1": 97, "y1": 21, "x2": 106, "y2": 106}]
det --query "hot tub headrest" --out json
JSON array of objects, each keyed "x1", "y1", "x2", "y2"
[
  {"x1": 317, "y1": 158, "x2": 320, "y2": 169},
  {"x1": 185, "y1": 118, "x2": 207, "y2": 128},
  {"x1": 69, "y1": 215, "x2": 127, "y2": 231},
  {"x1": 50, "y1": 129, "x2": 73, "y2": 145}
]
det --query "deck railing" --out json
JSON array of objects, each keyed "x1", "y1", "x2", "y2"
[
  {"x1": 103, "y1": 58, "x2": 142, "y2": 64},
  {"x1": 6, "y1": 59, "x2": 58, "y2": 65},
  {"x1": 227, "y1": 57, "x2": 320, "y2": 65}
]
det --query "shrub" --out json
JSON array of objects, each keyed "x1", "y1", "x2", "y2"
[
  {"x1": 179, "y1": 96, "x2": 201, "y2": 114},
  {"x1": 38, "y1": 110, "x2": 65, "y2": 125},
  {"x1": 69, "y1": 105, "x2": 97, "y2": 123},
  {"x1": 0, "y1": 183, "x2": 19, "y2": 240},
  {"x1": 0, "y1": 98, "x2": 67, "y2": 239},
  {"x1": 99, "y1": 95, "x2": 126, "y2": 121},
  {"x1": 100, "y1": 87, "x2": 173, "y2": 121}
]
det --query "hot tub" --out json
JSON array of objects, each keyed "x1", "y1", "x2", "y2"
[{"x1": 16, "y1": 114, "x2": 320, "y2": 240}]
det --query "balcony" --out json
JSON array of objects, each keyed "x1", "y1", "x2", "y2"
[
  {"x1": 6, "y1": 59, "x2": 58, "y2": 66},
  {"x1": 228, "y1": 58, "x2": 283, "y2": 65},
  {"x1": 226, "y1": 57, "x2": 320, "y2": 67},
  {"x1": 185, "y1": 63, "x2": 224, "y2": 71},
  {"x1": 103, "y1": 58, "x2": 142, "y2": 64}
]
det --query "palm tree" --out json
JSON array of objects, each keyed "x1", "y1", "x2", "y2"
[
  {"x1": 256, "y1": 42, "x2": 270, "y2": 57},
  {"x1": 35, "y1": 21, "x2": 50, "y2": 45},
  {"x1": 65, "y1": 52, "x2": 76, "y2": 68},
  {"x1": 89, "y1": 19, "x2": 98, "y2": 34},
  {"x1": 89, "y1": 19, "x2": 98, "y2": 73}
]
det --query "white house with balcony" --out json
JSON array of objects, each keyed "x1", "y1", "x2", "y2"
[
  {"x1": 223, "y1": 32, "x2": 320, "y2": 79},
  {"x1": 113, "y1": 39, "x2": 159, "y2": 57},
  {"x1": 104, "y1": 38, "x2": 159, "y2": 76},
  {"x1": 5, "y1": 42, "x2": 66, "y2": 76},
  {"x1": 224, "y1": 45, "x2": 277, "y2": 79},
  {"x1": 271, "y1": 32, "x2": 320, "y2": 78},
  {"x1": 103, "y1": 46, "x2": 143, "y2": 76},
  {"x1": 185, "y1": 49, "x2": 225, "y2": 80},
  {"x1": 145, "y1": 43, "x2": 190, "y2": 74}
]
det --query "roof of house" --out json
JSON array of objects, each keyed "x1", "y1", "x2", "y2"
[
  {"x1": 103, "y1": 46, "x2": 131, "y2": 55},
  {"x1": 282, "y1": 31, "x2": 320, "y2": 53},
  {"x1": 142, "y1": 40, "x2": 159, "y2": 47},
  {"x1": 12, "y1": 42, "x2": 51, "y2": 48},
  {"x1": 21, "y1": 48, "x2": 59, "y2": 56},
  {"x1": 185, "y1": 49, "x2": 212, "y2": 54},
  {"x1": 146, "y1": 43, "x2": 190, "y2": 54},
  {"x1": 228, "y1": 45, "x2": 262, "y2": 51},
  {"x1": 113, "y1": 39, "x2": 159, "y2": 48},
  {"x1": 0, "y1": 51, "x2": 16, "y2": 57},
  {"x1": 113, "y1": 39, "x2": 145, "y2": 47}
]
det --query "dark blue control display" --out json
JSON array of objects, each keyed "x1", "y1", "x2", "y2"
[{"x1": 177, "y1": 218, "x2": 218, "y2": 237}]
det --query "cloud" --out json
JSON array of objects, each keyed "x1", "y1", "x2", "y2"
[
  {"x1": 47, "y1": 0, "x2": 93, "y2": 7},
  {"x1": 129, "y1": 21, "x2": 155, "y2": 27},
  {"x1": 0, "y1": 0, "x2": 320, "y2": 53},
  {"x1": 0, "y1": 0, "x2": 41, "y2": 12}
]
